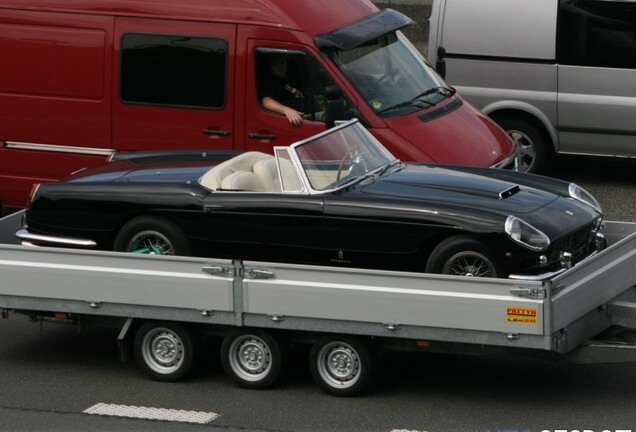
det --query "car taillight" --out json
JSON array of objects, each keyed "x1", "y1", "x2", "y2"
[{"x1": 26, "y1": 184, "x2": 40, "y2": 210}]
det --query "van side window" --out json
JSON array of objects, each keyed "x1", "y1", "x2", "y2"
[
  {"x1": 121, "y1": 33, "x2": 228, "y2": 108},
  {"x1": 256, "y1": 50, "x2": 339, "y2": 122},
  {"x1": 558, "y1": 0, "x2": 636, "y2": 69}
]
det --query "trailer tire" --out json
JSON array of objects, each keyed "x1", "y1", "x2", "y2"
[
  {"x1": 221, "y1": 329, "x2": 286, "y2": 389},
  {"x1": 114, "y1": 216, "x2": 190, "y2": 256},
  {"x1": 134, "y1": 322, "x2": 197, "y2": 382},
  {"x1": 426, "y1": 236, "x2": 504, "y2": 278},
  {"x1": 309, "y1": 336, "x2": 374, "y2": 397}
]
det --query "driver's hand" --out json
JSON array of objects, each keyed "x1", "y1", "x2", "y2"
[{"x1": 283, "y1": 108, "x2": 304, "y2": 127}]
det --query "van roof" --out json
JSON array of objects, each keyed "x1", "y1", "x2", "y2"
[{"x1": 1, "y1": 0, "x2": 379, "y2": 39}]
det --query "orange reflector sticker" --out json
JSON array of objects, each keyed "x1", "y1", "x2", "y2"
[
  {"x1": 506, "y1": 307, "x2": 537, "y2": 324},
  {"x1": 416, "y1": 341, "x2": 430, "y2": 347}
]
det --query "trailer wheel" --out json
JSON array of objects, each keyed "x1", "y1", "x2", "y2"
[
  {"x1": 134, "y1": 322, "x2": 197, "y2": 382},
  {"x1": 221, "y1": 330, "x2": 285, "y2": 389},
  {"x1": 426, "y1": 236, "x2": 504, "y2": 278},
  {"x1": 114, "y1": 216, "x2": 190, "y2": 256},
  {"x1": 309, "y1": 336, "x2": 374, "y2": 397}
]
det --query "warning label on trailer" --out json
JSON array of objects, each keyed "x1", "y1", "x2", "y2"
[{"x1": 506, "y1": 306, "x2": 537, "y2": 324}]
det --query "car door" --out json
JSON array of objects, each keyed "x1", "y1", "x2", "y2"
[
  {"x1": 113, "y1": 18, "x2": 235, "y2": 151},
  {"x1": 239, "y1": 39, "x2": 338, "y2": 152},
  {"x1": 202, "y1": 192, "x2": 325, "y2": 264},
  {"x1": 556, "y1": 0, "x2": 636, "y2": 156}
]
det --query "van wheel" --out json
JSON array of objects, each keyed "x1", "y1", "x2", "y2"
[
  {"x1": 221, "y1": 330, "x2": 286, "y2": 389},
  {"x1": 309, "y1": 336, "x2": 375, "y2": 397},
  {"x1": 114, "y1": 216, "x2": 190, "y2": 256},
  {"x1": 134, "y1": 322, "x2": 197, "y2": 382},
  {"x1": 497, "y1": 118, "x2": 550, "y2": 174},
  {"x1": 426, "y1": 236, "x2": 504, "y2": 278}
]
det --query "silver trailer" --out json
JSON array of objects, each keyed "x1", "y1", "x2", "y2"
[{"x1": 1, "y1": 211, "x2": 636, "y2": 396}]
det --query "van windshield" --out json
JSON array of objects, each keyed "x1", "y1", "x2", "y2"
[{"x1": 334, "y1": 31, "x2": 450, "y2": 116}]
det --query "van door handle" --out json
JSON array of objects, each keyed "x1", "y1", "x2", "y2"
[
  {"x1": 248, "y1": 132, "x2": 276, "y2": 140},
  {"x1": 203, "y1": 128, "x2": 231, "y2": 137}
]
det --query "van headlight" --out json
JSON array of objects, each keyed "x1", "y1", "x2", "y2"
[
  {"x1": 505, "y1": 215, "x2": 550, "y2": 251},
  {"x1": 569, "y1": 183, "x2": 602, "y2": 213}
]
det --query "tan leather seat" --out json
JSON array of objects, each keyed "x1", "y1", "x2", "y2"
[
  {"x1": 220, "y1": 171, "x2": 266, "y2": 191},
  {"x1": 199, "y1": 151, "x2": 272, "y2": 190}
]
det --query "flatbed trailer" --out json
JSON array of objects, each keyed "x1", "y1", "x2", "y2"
[{"x1": 1, "y1": 211, "x2": 636, "y2": 396}]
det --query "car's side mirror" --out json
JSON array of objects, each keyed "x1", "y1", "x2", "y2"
[
  {"x1": 324, "y1": 85, "x2": 346, "y2": 129},
  {"x1": 436, "y1": 46, "x2": 447, "y2": 79}
]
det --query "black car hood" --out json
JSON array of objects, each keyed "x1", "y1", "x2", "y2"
[{"x1": 361, "y1": 164, "x2": 559, "y2": 214}]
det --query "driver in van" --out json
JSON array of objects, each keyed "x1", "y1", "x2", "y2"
[{"x1": 261, "y1": 55, "x2": 307, "y2": 127}]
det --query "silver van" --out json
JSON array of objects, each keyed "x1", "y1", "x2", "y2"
[{"x1": 428, "y1": 0, "x2": 636, "y2": 173}]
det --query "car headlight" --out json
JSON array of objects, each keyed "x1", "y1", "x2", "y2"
[
  {"x1": 569, "y1": 183, "x2": 602, "y2": 213},
  {"x1": 505, "y1": 215, "x2": 550, "y2": 251}
]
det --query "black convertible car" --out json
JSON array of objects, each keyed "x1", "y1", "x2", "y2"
[{"x1": 17, "y1": 120, "x2": 605, "y2": 279}]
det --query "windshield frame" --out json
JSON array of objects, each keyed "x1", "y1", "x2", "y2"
[{"x1": 284, "y1": 119, "x2": 397, "y2": 194}]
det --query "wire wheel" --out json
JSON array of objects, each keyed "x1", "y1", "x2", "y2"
[
  {"x1": 114, "y1": 216, "x2": 190, "y2": 256},
  {"x1": 442, "y1": 251, "x2": 497, "y2": 277},
  {"x1": 426, "y1": 236, "x2": 504, "y2": 278},
  {"x1": 127, "y1": 230, "x2": 174, "y2": 255}
]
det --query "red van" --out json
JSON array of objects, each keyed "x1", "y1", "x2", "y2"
[{"x1": 0, "y1": 0, "x2": 515, "y2": 211}]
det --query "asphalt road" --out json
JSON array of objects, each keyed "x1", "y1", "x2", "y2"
[{"x1": 0, "y1": 154, "x2": 634, "y2": 432}]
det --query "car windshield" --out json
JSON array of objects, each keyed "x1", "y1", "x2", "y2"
[
  {"x1": 334, "y1": 31, "x2": 450, "y2": 116},
  {"x1": 287, "y1": 120, "x2": 397, "y2": 191}
]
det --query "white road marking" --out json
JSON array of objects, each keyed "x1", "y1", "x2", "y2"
[
  {"x1": 390, "y1": 430, "x2": 428, "y2": 432},
  {"x1": 83, "y1": 403, "x2": 220, "y2": 424}
]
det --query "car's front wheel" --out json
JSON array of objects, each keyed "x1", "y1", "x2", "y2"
[
  {"x1": 426, "y1": 236, "x2": 504, "y2": 278},
  {"x1": 114, "y1": 216, "x2": 190, "y2": 256}
]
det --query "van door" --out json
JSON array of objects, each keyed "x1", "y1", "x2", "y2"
[
  {"x1": 241, "y1": 41, "x2": 339, "y2": 152},
  {"x1": 557, "y1": 0, "x2": 636, "y2": 156},
  {"x1": 113, "y1": 19, "x2": 235, "y2": 151}
]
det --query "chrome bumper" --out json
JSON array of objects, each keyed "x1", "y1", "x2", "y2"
[
  {"x1": 15, "y1": 229, "x2": 97, "y2": 248},
  {"x1": 508, "y1": 232, "x2": 607, "y2": 281}
]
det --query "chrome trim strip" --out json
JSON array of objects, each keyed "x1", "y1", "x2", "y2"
[
  {"x1": 16, "y1": 229, "x2": 97, "y2": 248},
  {"x1": 508, "y1": 268, "x2": 567, "y2": 281},
  {"x1": 5, "y1": 141, "x2": 115, "y2": 157}
]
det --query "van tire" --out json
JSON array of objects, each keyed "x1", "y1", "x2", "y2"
[{"x1": 497, "y1": 118, "x2": 550, "y2": 174}]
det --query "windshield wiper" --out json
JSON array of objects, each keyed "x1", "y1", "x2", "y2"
[
  {"x1": 375, "y1": 160, "x2": 401, "y2": 177},
  {"x1": 376, "y1": 94, "x2": 436, "y2": 115},
  {"x1": 414, "y1": 86, "x2": 456, "y2": 99}
]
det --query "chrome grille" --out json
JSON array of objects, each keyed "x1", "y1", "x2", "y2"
[{"x1": 551, "y1": 223, "x2": 596, "y2": 262}]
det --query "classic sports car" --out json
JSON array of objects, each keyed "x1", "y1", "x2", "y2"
[{"x1": 17, "y1": 120, "x2": 605, "y2": 279}]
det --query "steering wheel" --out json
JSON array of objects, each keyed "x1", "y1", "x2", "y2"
[
  {"x1": 336, "y1": 149, "x2": 369, "y2": 181},
  {"x1": 336, "y1": 151, "x2": 353, "y2": 181},
  {"x1": 375, "y1": 68, "x2": 401, "y2": 88}
]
